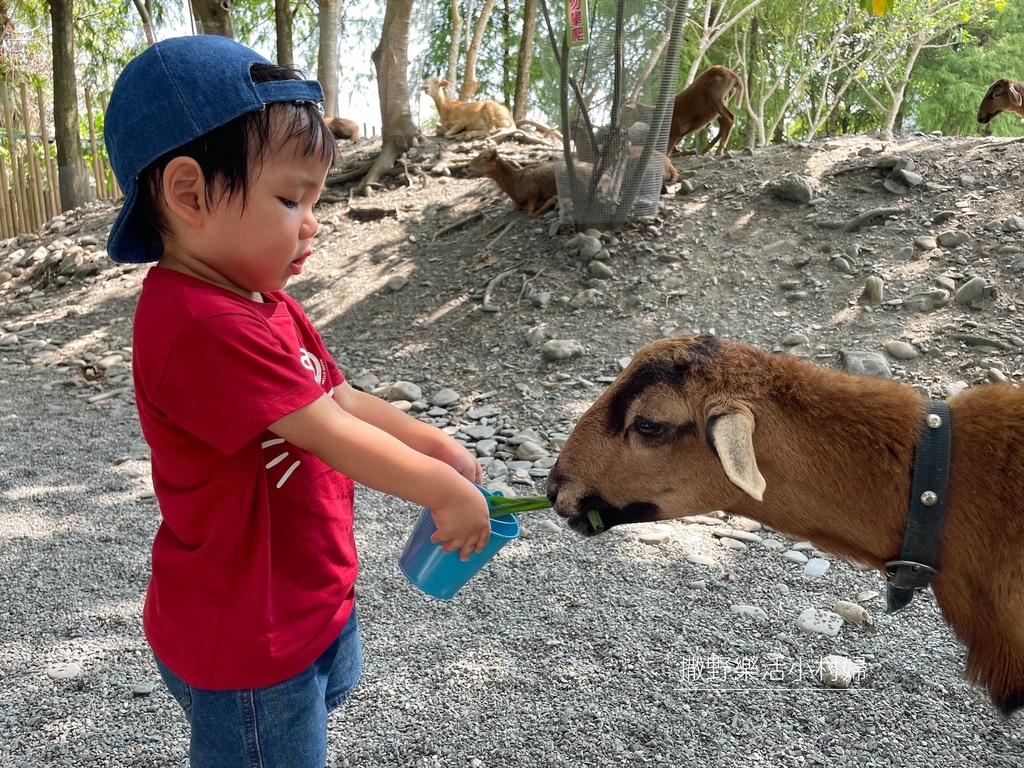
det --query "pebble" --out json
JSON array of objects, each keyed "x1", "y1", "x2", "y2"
[
  {"x1": 796, "y1": 608, "x2": 844, "y2": 638},
  {"x1": 730, "y1": 604, "x2": 769, "y2": 623},
  {"x1": 46, "y1": 661, "x2": 82, "y2": 680},
  {"x1": 817, "y1": 655, "x2": 864, "y2": 688},
  {"x1": 802, "y1": 558, "x2": 831, "y2": 577}
]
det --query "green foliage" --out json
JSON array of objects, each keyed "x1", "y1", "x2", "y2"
[{"x1": 910, "y1": 1, "x2": 1024, "y2": 136}]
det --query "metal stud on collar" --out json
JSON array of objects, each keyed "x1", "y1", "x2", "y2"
[
  {"x1": 920, "y1": 490, "x2": 938, "y2": 506},
  {"x1": 927, "y1": 414, "x2": 943, "y2": 429}
]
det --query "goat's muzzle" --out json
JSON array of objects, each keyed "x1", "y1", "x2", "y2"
[{"x1": 548, "y1": 471, "x2": 662, "y2": 535}]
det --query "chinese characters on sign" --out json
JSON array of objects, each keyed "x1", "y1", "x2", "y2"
[
  {"x1": 567, "y1": 0, "x2": 589, "y2": 47},
  {"x1": 676, "y1": 654, "x2": 866, "y2": 688}
]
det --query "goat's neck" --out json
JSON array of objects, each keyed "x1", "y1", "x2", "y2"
[{"x1": 732, "y1": 359, "x2": 926, "y2": 570}]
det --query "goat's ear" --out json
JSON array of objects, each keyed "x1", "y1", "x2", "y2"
[
  {"x1": 708, "y1": 410, "x2": 766, "y2": 502},
  {"x1": 1011, "y1": 83, "x2": 1023, "y2": 108}
]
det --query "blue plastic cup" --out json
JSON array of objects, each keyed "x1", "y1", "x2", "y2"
[{"x1": 399, "y1": 487, "x2": 520, "y2": 600}]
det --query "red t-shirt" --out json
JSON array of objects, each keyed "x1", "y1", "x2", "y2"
[{"x1": 132, "y1": 267, "x2": 357, "y2": 690}]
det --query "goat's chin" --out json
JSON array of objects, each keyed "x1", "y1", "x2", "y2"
[{"x1": 978, "y1": 113, "x2": 995, "y2": 124}]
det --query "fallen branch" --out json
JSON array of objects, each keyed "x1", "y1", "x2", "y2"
[
  {"x1": 346, "y1": 206, "x2": 400, "y2": 221},
  {"x1": 482, "y1": 262, "x2": 523, "y2": 311},
  {"x1": 518, "y1": 267, "x2": 545, "y2": 305},
  {"x1": 964, "y1": 136, "x2": 1024, "y2": 160},
  {"x1": 326, "y1": 160, "x2": 375, "y2": 185},
  {"x1": 840, "y1": 207, "x2": 902, "y2": 233},
  {"x1": 480, "y1": 220, "x2": 516, "y2": 255},
  {"x1": 433, "y1": 210, "x2": 484, "y2": 241}
]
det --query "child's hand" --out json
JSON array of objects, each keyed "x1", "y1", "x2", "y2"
[
  {"x1": 431, "y1": 435, "x2": 484, "y2": 484},
  {"x1": 429, "y1": 480, "x2": 491, "y2": 561}
]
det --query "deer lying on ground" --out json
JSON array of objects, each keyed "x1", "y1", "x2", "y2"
[
  {"x1": 324, "y1": 117, "x2": 360, "y2": 141},
  {"x1": 667, "y1": 65, "x2": 743, "y2": 157},
  {"x1": 978, "y1": 79, "x2": 1024, "y2": 125},
  {"x1": 547, "y1": 335, "x2": 1024, "y2": 716},
  {"x1": 467, "y1": 148, "x2": 559, "y2": 217},
  {"x1": 421, "y1": 76, "x2": 515, "y2": 139}
]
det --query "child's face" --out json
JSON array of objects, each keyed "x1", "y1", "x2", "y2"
[{"x1": 198, "y1": 126, "x2": 330, "y2": 296}]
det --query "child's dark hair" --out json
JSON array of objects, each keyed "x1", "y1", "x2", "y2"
[{"x1": 135, "y1": 63, "x2": 335, "y2": 247}]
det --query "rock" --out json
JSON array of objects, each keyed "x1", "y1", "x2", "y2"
[
  {"x1": 568, "y1": 288, "x2": 600, "y2": 309},
  {"x1": 839, "y1": 350, "x2": 892, "y2": 379},
  {"x1": 386, "y1": 381, "x2": 422, "y2": 402},
  {"x1": 429, "y1": 388, "x2": 461, "y2": 407},
  {"x1": 385, "y1": 274, "x2": 409, "y2": 292},
  {"x1": 803, "y1": 558, "x2": 830, "y2": 577},
  {"x1": 913, "y1": 235, "x2": 937, "y2": 250},
  {"x1": 833, "y1": 600, "x2": 875, "y2": 631},
  {"x1": 588, "y1": 261, "x2": 614, "y2": 279},
  {"x1": 730, "y1": 604, "x2": 769, "y2": 623},
  {"x1": 936, "y1": 229, "x2": 970, "y2": 247},
  {"x1": 884, "y1": 340, "x2": 918, "y2": 360},
  {"x1": 954, "y1": 276, "x2": 988, "y2": 305},
  {"x1": 796, "y1": 608, "x2": 844, "y2": 638},
  {"x1": 781, "y1": 550, "x2": 808, "y2": 564},
  {"x1": 772, "y1": 174, "x2": 814, "y2": 203},
  {"x1": 817, "y1": 655, "x2": 865, "y2": 688},
  {"x1": 540, "y1": 339, "x2": 585, "y2": 362},
  {"x1": 46, "y1": 661, "x2": 83, "y2": 680},
  {"x1": 862, "y1": 275, "x2": 884, "y2": 303}
]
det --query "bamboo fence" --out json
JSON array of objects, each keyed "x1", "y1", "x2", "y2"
[{"x1": 0, "y1": 83, "x2": 118, "y2": 240}]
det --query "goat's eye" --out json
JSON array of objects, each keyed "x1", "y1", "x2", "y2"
[{"x1": 632, "y1": 417, "x2": 664, "y2": 438}]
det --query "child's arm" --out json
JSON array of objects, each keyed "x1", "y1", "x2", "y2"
[
  {"x1": 268, "y1": 389, "x2": 490, "y2": 560},
  {"x1": 332, "y1": 382, "x2": 483, "y2": 486}
]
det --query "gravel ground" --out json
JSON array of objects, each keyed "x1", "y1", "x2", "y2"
[
  {"x1": 2, "y1": 358, "x2": 1023, "y2": 767},
  {"x1": 4, "y1": 132, "x2": 1024, "y2": 766}
]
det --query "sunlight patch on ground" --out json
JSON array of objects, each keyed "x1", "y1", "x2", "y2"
[
  {"x1": 419, "y1": 294, "x2": 471, "y2": 326},
  {"x1": 0, "y1": 510, "x2": 60, "y2": 538}
]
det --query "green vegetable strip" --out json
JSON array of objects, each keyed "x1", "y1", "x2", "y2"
[
  {"x1": 487, "y1": 495, "x2": 552, "y2": 517},
  {"x1": 586, "y1": 509, "x2": 605, "y2": 533}
]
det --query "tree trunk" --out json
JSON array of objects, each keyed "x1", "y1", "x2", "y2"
[
  {"x1": 130, "y1": 0, "x2": 157, "y2": 44},
  {"x1": 317, "y1": 0, "x2": 342, "y2": 117},
  {"x1": 445, "y1": 0, "x2": 463, "y2": 86},
  {"x1": 361, "y1": 0, "x2": 417, "y2": 194},
  {"x1": 743, "y1": 15, "x2": 759, "y2": 148},
  {"x1": 459, "y1": 0, "x2": 497, "y2": 100},
  {"x1": 49, "y1": 0, "x2": 91, "y2": 210},
  {"x1": 191, "y1": 0, "x2": 234, "y2": 37},
  {"x1": 512, "y1": 0, "x2": 537, "y2": 121},
  {"x1": 275, "y1": 0, "x2": 295, "y2": 67}
]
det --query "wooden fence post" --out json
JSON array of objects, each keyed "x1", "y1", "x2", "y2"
[
  {"x1": 1, "y1": 84, "x2": 30, "y2": 236},
  {"x1": 20, "y1": 82, "x2": 44, "y2": 231},
  {"x1": 37, "y1": 84, "x2": 60, "y2": 217}
]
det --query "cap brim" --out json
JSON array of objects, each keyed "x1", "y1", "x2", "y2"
[{"x1": 106, "y1": 180, "x2": 162, "y2": 264}]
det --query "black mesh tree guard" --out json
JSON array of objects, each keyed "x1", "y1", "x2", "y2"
[{"x1": 540, "y1": 0, "x2": 687, "y2": 230}]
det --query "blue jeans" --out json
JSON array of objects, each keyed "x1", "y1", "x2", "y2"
[{"x1": 155, "y1": 607, "x2": 362, "y2": 768}]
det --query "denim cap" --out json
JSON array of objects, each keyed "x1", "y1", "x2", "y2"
[{"x1": 104, "y1": 35, "x2": 325, "y2": 264}]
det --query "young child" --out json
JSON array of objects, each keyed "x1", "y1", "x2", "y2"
[{"x1": 104, "y1": 35, "x2": 492, "y2": 767}]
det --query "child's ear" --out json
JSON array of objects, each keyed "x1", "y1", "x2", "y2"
[{"x1": 161, "y1": 156, "x2": 207, "y2": 229}]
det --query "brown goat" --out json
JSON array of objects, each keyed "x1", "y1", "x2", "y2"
[
  {"x1": 667, "y1": 65, "x2": 743, "y2": 157},
  {"x1": 324, "y1": 117, "x2": 360, "y2": 141},
  {"x1": 466, "y1": 149, "x2": 559, "y2": 217},
  {"x1": 547, "y1": 335, "x2": 1024, "y2": 715},
  {"x1": 978, "y1": 79, "x2": 1024, "y2": 125},
  {"x1": 421, "y1": 76, "x2": 515, "y2": 139}
]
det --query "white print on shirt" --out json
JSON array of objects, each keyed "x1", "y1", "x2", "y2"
[
  {"x1": 262, "y1": 438, "x2": 301, "y2": 489},
  {"x1": 299, "y1": 347, "x2": 323, "y2": 385},
  {"x1": 262, "y1": 347, "x2": 325, "y2": 488}
]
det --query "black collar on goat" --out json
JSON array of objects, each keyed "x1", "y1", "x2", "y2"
[{"x1": 886, "y1": 401, "x2": 952, "y2": 614}]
